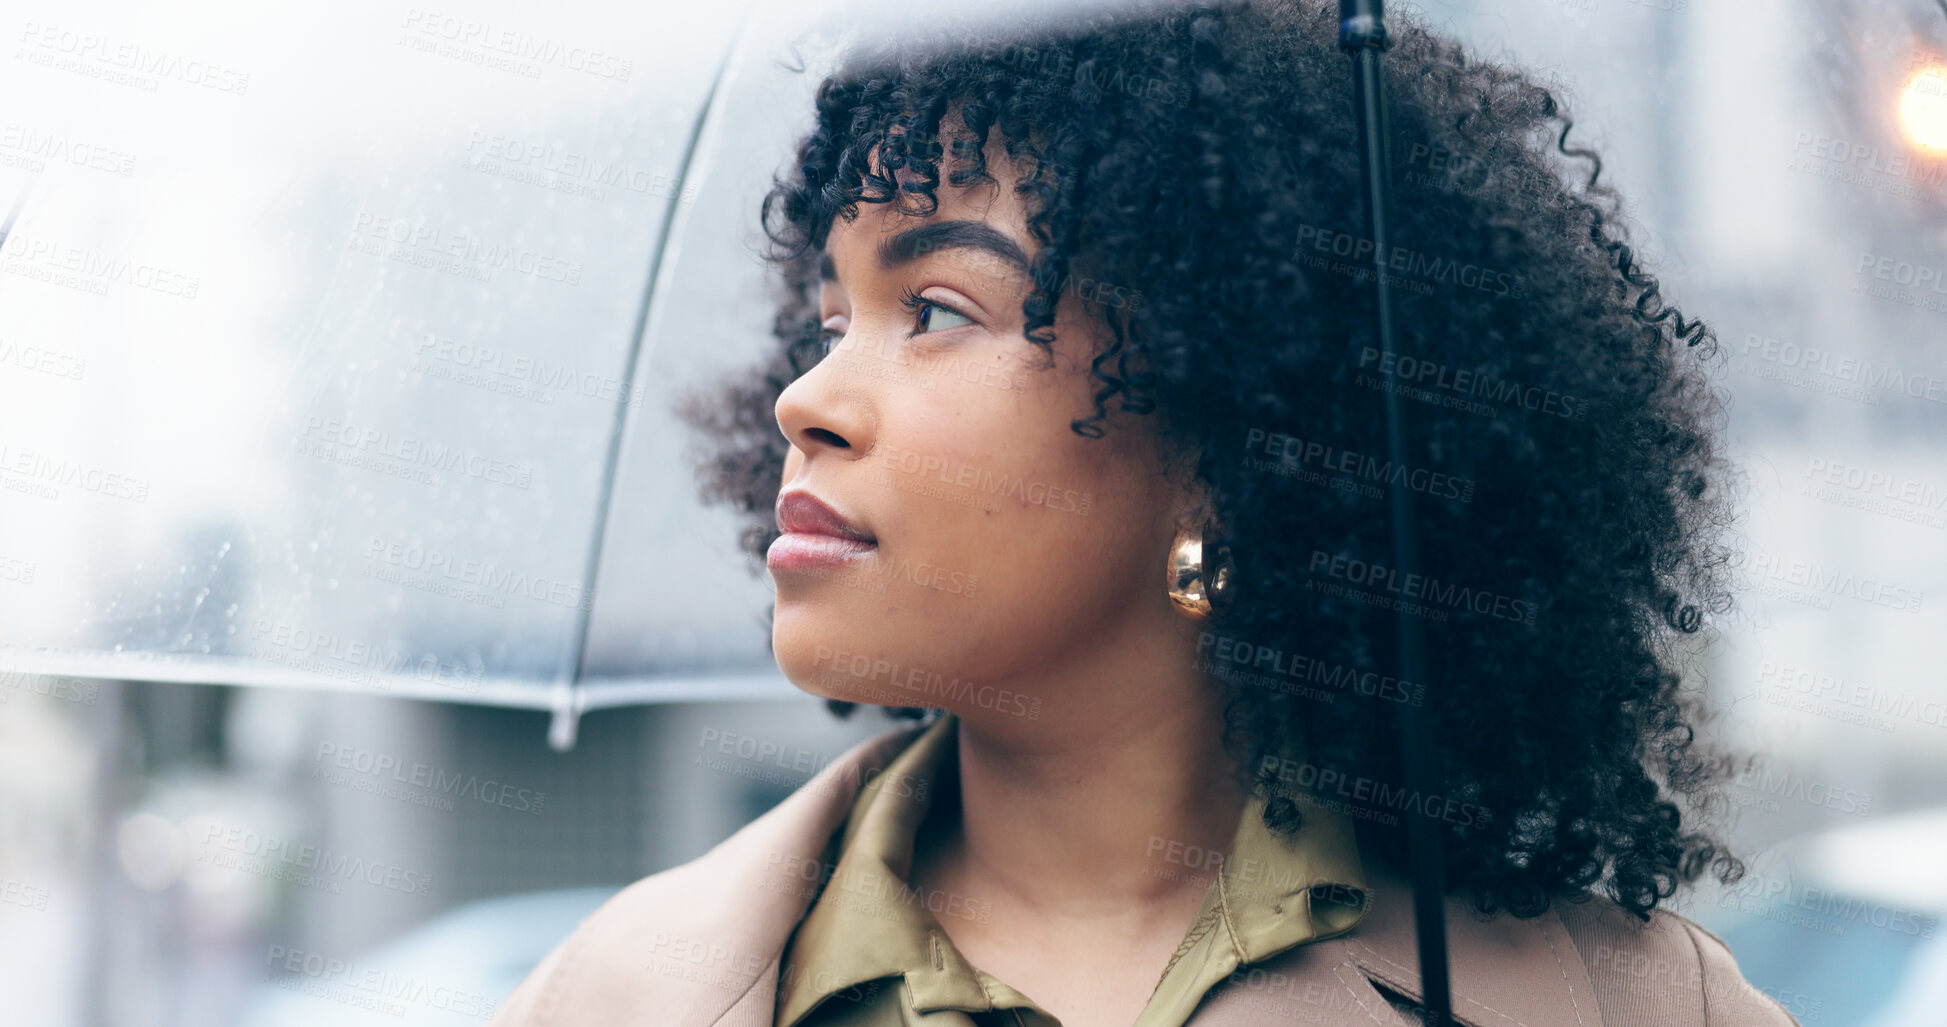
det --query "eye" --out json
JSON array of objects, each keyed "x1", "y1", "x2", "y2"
[
  {"x1": 898, "y1": 287, "x2": 975, "y2": 336},
  {"x1": 812, "y1": 316, "x2": 846, "y2": 362},
  {"x1": 816, "y1": 326, "x2": 843, "y2": 358}
]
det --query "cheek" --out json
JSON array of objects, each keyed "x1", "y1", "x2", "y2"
[
  {"x1": 819, "y1": 384, "x2": 1154, "y2": 681},
  {"x1": 771, "y1": 313, "x2": 1172, "y2": 708}
]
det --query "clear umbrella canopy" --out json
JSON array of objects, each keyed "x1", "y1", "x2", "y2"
[
  {"x1": 3, "y1": 0, "x2": 1944, "y2": 758},
  {"x1": 0, "y1": 0, "x2": 843, "y2": 745}
]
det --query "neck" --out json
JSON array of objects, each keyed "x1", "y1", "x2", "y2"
[{"x1": 918, "y1": 610, "x2": 1247, "y2": 923}]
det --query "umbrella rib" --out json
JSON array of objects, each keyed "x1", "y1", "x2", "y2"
[{"x1": 554, "y1": 9, "x2": 751, "y2": 750}]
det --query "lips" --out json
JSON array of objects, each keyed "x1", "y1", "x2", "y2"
[
  {"x1": 775, "y1": 490, "x2": 876, "y2": 544},
  {"x1": 769, "y1": 489, "x2": 877, "y2": 573}
]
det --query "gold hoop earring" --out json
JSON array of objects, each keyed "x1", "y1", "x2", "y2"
[{"x1": 1166, "y1": 522, "x2": 1233, "y2": 620}]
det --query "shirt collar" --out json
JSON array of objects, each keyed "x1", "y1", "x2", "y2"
[
  {"x1": 1141, "y1": 773, "x2": 1369, "y2": 1019},
  {"x1": 774, "y1": 711, "x2": 1369, "y2": 1025},
  {"x1": 1216, "y1": 789, "x2": 1369, "y2": 961},
  {"x1": 776, "y1": 711, "x2": 978, "y2": 1026}
]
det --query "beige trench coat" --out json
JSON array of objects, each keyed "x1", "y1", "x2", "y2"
[{"x1": 489, "y1": 724, "x2": 1797, "y2": 1027}]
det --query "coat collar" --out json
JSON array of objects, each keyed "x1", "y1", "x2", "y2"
[
  {"x1": 520, "y1": 722, "x2": 927, "y2": 1027},
  {"x1": 706, "y1": 723, "x2": 933, "y2": 1026},
  {"x1": 504, "y1": 721, "x2": 1604, "y2": 1027},
  {"x1": 723, "y1": 726, "x2": 1605, "y2": 1027},
  {"x1": 1181, "y1": 861, "x2": 1603, "y2": 1027},
  {"x1": 1331, "y1": 864, "x2": 1604, "y2": 1027}
]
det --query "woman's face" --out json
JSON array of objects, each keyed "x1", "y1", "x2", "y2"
[{"x1": 769, "y1": 134, "x2": 1205, "y2": 728}]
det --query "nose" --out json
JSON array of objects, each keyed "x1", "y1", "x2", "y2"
[{"x1": 774, "y1": 349, "x2": 875, "y2": 461}]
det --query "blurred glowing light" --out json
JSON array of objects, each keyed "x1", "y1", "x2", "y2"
[
  {"x1": 1899, "y1": 65, "x2": 1947, "y2": 154},
  {"x1": 116, "y1": 813, "x2": 185, "y2": 892}
]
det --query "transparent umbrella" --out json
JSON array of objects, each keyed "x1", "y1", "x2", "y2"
[
  {"x1": 6, "y1": 2, "x2": 1947, "y2": 1024},
  {"x1": 0, "y1": 0, "x2": 861, "y2": 749}
]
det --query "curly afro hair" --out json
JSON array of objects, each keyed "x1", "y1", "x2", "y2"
[{"x1": 677, "y1": 0, "x2": 1748, "y2": 921}]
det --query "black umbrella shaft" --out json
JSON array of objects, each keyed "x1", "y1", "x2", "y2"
[{"x1": 1337, "y1": 3, "x2": 1454, "y2": 1025}]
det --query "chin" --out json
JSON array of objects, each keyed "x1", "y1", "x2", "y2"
[
  {"x1": 773, "y1": 604, "x2": 884, "y2": 704},
  {"x1": 772, "y1": 609, "x2": 950, "y2": 711}
]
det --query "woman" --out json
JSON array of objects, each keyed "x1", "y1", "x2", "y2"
[{"x1": 492, "y1": 1, "x2": 1794, "y2": 1024}]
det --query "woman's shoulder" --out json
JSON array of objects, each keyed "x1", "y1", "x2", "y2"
[
  {"x1": 486, "y1": 720, "x2": 930, "y2": 1027},
  {"x1": 1335, "y1": 860, "x2": 1799, "y2": 1027},
  {"x1": 1551, "y1": 893, "x2": 1801, "y2": 1026}
]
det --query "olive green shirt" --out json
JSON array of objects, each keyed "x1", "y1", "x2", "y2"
[{"x1": 774, "y1": 712, "x2": 1368, "y2": 1026}]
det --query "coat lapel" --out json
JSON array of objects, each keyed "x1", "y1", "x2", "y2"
[
  {"x1": 675, "y1": 724, "x2": 928, "y2": 1027},
  {"x1": 1335, "y1": 866, "x2": 1605, "y2": 1027},
  {"x1": 1180, "y1": 934, "x2": 1402, "y2": 1026},
  {"x1": 500, "y1": 723, "x2": 926, "y2": 1027},
  {"x1": 1186, "y1": 864, "x2": 1604, "y2": 1027}
]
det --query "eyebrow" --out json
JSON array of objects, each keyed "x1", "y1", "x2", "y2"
[{"x1": 819, "y1": 219, "x2": 1031, "y2": 286}]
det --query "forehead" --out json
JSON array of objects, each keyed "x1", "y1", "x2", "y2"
[{"x1": 820, "y1": 128, "x2": 1039, "y2": 282}]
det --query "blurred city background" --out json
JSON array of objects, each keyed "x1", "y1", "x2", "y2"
[{"x1": 1, "y1": 0, "x2": 1943, "y2": 1024}]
